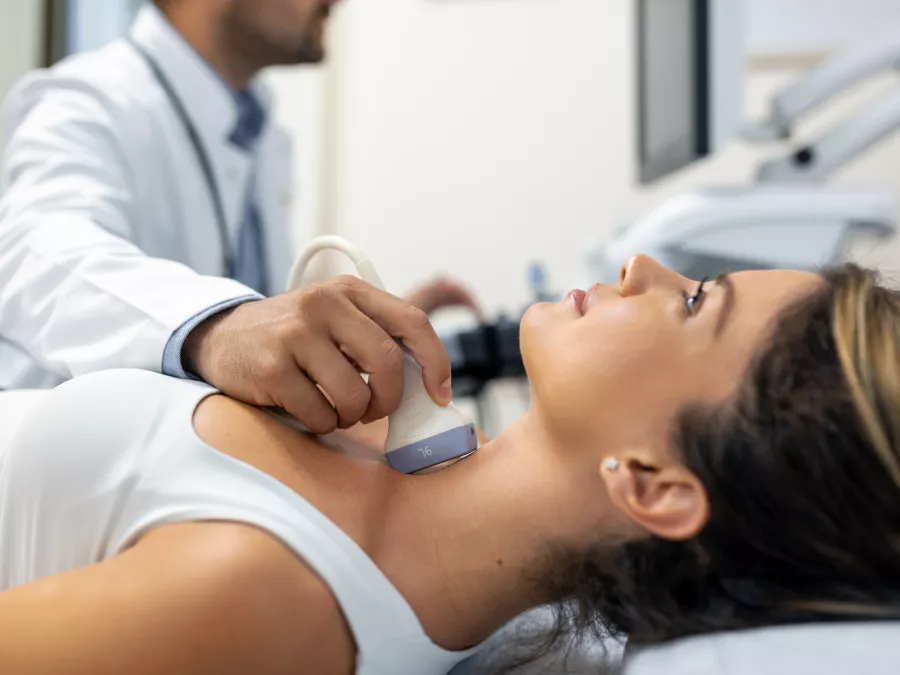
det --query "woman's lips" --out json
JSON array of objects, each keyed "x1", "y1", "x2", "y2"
[{"x1": 567, "y1": 289, "x2": 587, "y2": 315}]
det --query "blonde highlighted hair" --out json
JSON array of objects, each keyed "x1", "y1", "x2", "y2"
[{"x1": 832, "y1": 266, "x2": 900, "y2": 487}]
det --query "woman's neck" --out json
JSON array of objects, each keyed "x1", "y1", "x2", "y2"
[
  {"x1": 371, "y1": 412, "x2": 612, "y2": 650},
  {"x1": 218, "y1": 399, "x2": 611, "y2": 653}
]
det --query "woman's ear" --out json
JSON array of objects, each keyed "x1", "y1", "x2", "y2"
[{"x1": 600, "y1": 451, "x2": 709, "y2": 541}]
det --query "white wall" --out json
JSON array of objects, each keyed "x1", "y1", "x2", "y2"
[
  {"x1": 0, "y1": 0, "x2": 44, "y2": 142},
  {"x1": 266, "y1": 66, "x2": 328, "y2": 253},
  {"x1": 320, "y1": 0, "x2": 900, "y2": 318}
]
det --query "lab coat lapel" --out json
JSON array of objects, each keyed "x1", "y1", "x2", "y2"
[
  {"x1": 208, "y1": 140, "x2": 254, "y2": 250},
  {"x1": 256, "y1": 126, "x2": 295, "y2": 295}
]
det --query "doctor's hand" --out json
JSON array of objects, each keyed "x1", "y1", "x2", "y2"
[{"x1": 182, "y1": 276, "x2": 453, "y2": 434}]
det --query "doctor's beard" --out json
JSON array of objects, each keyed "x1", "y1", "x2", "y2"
[{"x1": 223, "y1": 0, "x2": 332, "y2": 68}]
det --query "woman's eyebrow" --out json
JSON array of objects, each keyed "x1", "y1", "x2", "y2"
[{"x1": 715, "y1": 272, "x2": 735, "y2": 337}]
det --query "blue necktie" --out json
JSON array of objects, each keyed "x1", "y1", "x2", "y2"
[{"x1": 228, "y1": 89, "x2": 269, "y2": 296}]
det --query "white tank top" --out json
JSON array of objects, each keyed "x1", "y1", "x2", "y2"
[{"x1": 0, "y1": 369, "x2": 479, "y2": 675}]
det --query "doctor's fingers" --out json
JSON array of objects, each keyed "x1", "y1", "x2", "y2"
[
  {"x1": 337, "y1": 279, "x2": 452, "y2": 406},
  {"x1": 264, "y1": 359, "x2": 338, "y2": 435},
  {"x1": 297, "y1": 340, "x2": 373, "y2": 430},
  {"x1": 269, "y1": 366, "x2": 339, "y2": 435},
  {"x1": 325, "y1": 307, "x2": 405, "y2": 424}
]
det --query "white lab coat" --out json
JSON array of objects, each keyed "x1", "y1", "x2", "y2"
[{"x1": 0, "y1": 4, "x2": 295, "y2": 389}]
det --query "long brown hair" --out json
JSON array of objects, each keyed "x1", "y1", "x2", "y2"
[{"x1": 505, "y1": 264, "x2": 900, "y2": 672}]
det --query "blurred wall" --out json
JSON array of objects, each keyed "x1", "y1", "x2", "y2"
[
  {"x1": 0, "y1": 0, "x2": 44, "y2": 144},
  {"x1": 294, "y1": 0, "x2": 900, "y2": 318},
  {"x1": 266, "y1": 66, "x2": 329, "y2": 255}
]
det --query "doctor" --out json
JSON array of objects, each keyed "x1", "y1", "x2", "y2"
[{"x1": 0, "y1": 0, "x2": 477, "y2": 433}]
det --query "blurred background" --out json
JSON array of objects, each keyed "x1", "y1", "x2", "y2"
[{"x1": 4, "y1": 0, "x2": 900, "y2": 432}]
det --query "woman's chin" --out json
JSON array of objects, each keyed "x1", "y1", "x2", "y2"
[
  {"x1": 521, "y1": 299, "x2": 574, "y2": 334},
  {"x1": 520, "y1": 301, "x2": 575, "y2": 366},
  {"x1": 518, "y1": 305, "x2": 546, "y2": 379}
]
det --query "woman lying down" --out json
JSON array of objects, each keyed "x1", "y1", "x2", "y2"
[{"x1": 2, "y1": 254, "x2": 900, "y2": 675}]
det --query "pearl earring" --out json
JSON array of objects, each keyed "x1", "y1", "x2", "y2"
[{"x1": 604, "y1": 458, "x2": 620, "y2": 472}]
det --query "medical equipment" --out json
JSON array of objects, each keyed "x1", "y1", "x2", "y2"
[
  {"x1": 287, "y1": 236, "x2": 479, "y2": 474},
  {"x1": 442, "y1": 261, "x2": 562, "y2": 398},
  {"x1": 603, "y1": 10, "x2": 900, "y2": 285},
  {"x1": 637, "y1": 0, "x2": 745, "y2": 184},
  {"x1": 440, "y1": 316, "x2": 525, "y2": 399},
  {"x1": 746, "y1": 31, "x2": 900, "y2": 182},
  {"x1": 527, "y1": 262, "x2": 558, "y2": 303},
  {"x1": 586, "y1": 184, "x2": 897, "y2": 282}
]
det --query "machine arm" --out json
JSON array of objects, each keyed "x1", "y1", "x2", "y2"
[
  {"x1": 756, "y1": 87, "x2": 900, "y2": 182},
  {"x1": 744, "y1": 32, "x2": 900, "y2": 141}
]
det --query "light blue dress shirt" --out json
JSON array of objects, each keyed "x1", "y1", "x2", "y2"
[{"x1": 162, "y1": 89, "x2": 272, "y2": 379}]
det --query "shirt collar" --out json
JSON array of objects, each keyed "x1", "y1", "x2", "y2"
[{"x1": 129, "y1": 3, "x2": 271, "y2": 152}]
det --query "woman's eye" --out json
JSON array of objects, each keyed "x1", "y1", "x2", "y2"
[
  {"x1": 685, "y1": 293, "x2": 702, "y2": 315},
  {"x1": 684, "y1": 278, "x2": 708, "y2": 316}
]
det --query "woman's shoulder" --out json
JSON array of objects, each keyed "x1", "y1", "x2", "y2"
[
  {"x1": 6, "y1": 519, "x2": 358, "y2": 674},
  {"x1": 133, "y1": 521, "x2": 356, "y2": 674}
]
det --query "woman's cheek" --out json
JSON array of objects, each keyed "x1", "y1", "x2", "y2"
[{"x1": 580, "y1": 303, "x2": 675, "y2": 366}]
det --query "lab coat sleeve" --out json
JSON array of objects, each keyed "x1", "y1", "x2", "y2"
[{"x1": 0, "y1": 79, "x2": 258, "y2": 379}]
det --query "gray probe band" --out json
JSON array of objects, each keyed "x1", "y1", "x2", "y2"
[{"x1": 386, "y1": 424, "x2": 479, "y2": 474}]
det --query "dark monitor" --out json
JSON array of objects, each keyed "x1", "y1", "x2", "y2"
[{"x1": 636, "y1": 0, "x2": 745, "y2": 184}]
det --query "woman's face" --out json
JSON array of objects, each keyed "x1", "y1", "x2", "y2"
[{"x1": 521, "y1": 255, "x2": 821, "y2": 457}]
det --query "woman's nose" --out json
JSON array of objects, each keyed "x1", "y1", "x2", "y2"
[{"x1": 619, "y1": 254, "x2": 684, "y2": 297}]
